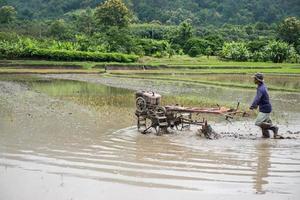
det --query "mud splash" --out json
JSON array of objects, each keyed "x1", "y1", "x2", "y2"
[{"x1": 197, "y1": 122, "x2": 300, "y2": 140}]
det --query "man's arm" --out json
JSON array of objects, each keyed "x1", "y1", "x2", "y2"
[{"x1": 250, "y1": 89, "x2": 262, "y2": 110}]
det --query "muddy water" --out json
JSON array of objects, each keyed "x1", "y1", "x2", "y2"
[
  {"x1": 1, "y1": 75, "x2": 300, "y2": 200},
  {"x1": 42, "y1": 74, "x2": 300, "y2": 124}
]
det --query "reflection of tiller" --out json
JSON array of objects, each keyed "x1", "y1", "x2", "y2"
[{"x1": 135, "y1": 91, "x2": 249, "y2": 138}]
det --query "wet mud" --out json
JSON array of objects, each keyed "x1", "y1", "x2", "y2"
[{"x1": 1, "y1": 75, "x2": 300, "y2": 200}]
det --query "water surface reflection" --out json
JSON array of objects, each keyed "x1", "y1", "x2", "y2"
[{"x1": 0, "y1": 75, "x2": 300, "y2": 200}]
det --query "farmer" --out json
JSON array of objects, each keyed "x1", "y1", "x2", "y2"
[{"x1": 250, "y1": 73, "x2": 279, "y2": 138}]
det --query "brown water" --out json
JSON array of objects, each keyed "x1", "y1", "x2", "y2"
[{"x1": 1, "y1": 75, "x2": 300, "y2": 200}]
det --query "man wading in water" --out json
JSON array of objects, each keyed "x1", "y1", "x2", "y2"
[{"x1": 250, "y1": 73, "x2": 279, "y2": 138}]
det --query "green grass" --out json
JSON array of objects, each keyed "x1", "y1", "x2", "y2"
[
  {"x1": 0, "y1": 68, "x2": 104, "y2": 74},
  {"x1": 1, "y1": 55, "x2": 299, "y2": 70},
  {"x1": 0, "y1": 59, "x2": 97, "y2": 69}
]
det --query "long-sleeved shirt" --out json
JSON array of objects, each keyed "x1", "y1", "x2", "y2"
[{"x1": 250, "y1": 83, "x2": 272, "y2": 113}]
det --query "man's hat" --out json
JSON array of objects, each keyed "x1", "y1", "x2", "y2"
[{"x1": 253, "y1": 73, "x2": 264, "y2": 82}]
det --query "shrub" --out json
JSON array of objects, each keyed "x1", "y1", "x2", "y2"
[
  {"x1": 247, "y1": 40, "x2": 268, "y2": 52},
  {"x1": 184, "y1": 38, "x2": 214, "y2": 56},
  {"x1": 204, "y1": 34, "x2": 224, "y2": 55},
  {"x1": 30, "y1": 49, "x2": 139, "y2": 62},
  {"x1": 0, "y1": 41, "x2": 139, "y2": 62},
  {"x1": 137, "y1": 39, "x2": 168, "y2": 56},
  {"x1": 0, "y1": 31, "x2": 18, "y2": 41},
  {"x1": 287, "y1": 46, "x2": 300, "y2": 63},
  {"x1": 264, "y1": 41, "x2": 290, "y2": 63},
  {"x1": 251, "y1": 51, "x2": 266, "y2": 62},
  {"x1": 0, "y1": 38, "x2": 36, "y2": 58},
  {"x1": 188, "y1": 46, "x2": 201, "y2": 57},
  {"x1": 0, "y1": 35, "x2": 139, "y2": 62},
  {"x1": 220, "y1": 42, "x2": 250, "y2": 61}
]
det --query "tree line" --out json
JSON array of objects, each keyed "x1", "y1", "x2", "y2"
[
  {"x1": 2, "y1": 0, "x2": 299, "y2": 26},
  {"x1": 0, "y1": 0, "x2": 300, "y2": 63}
]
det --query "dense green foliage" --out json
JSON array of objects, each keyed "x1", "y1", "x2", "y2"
[
  {"x1": 4, "y1": 0, "x2": 300, "y2": 26},
  {"x1": 184, "y1": 38, "x2": 215, "y2": 57},
  {"x1": 278, "y1": 17, "x2": 300, "y2": 44},
  {"x1": 219, "y1": 41, "x2": 298, "y2": 63},
  {"x1": 95, "y1": 0, "x2": 132, "y2": 28},
  {"x1": 264, "y1": 41, "x2": 290, "y2": 63},
  {"x1": 0, "y1": 37, "x2": 138, "y2": 62},
  {"x1": 0, "y1": 5, "x2": 16, "y2": 23},
  {"x1": 0, "y1": 0, "x2": 300, "y2": 63},
  {"x1": 221, "y1": 42, "x2": 250, "y2": 61}
]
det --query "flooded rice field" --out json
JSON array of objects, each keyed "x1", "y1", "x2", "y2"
[
  {"x1": 120, "y1": 73, "x2": 300, "y2": 91},
  {"x1": 182, "y1": 74, "x2": 300, "y2": 90},
  {"x1": 1, "y1": 74, "x2": 300, "y2": 200}
]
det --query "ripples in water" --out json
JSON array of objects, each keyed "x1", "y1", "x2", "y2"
[{"x1": 1, "y1": 125, "x2": 300, "y2": 195}]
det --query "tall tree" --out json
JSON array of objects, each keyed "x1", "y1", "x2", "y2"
[
  {"x1": 0, "y1": 5, "x2": 16, "y2": 24},
  {"x1": 277, "y1": 17, "x2": 300, "y2": 45},
  {"x1": 95, "y1": 0, "x2": 132, "y2": 28},
  {"x1": 171, "y1": 20, "x2": 194, "y2": 47}
]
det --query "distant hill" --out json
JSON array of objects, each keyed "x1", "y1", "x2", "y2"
[{"x1": 3, "y1": 0, "x2": 300, "y2": 25}]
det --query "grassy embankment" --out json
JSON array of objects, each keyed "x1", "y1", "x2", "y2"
[
  {"x1": 0, "y1": 59, "x2": 104, "y2": 74},
  {"x1": 0, "y1": 56, "x2": 299, "y2": 92},
  {"x1": 1, "y1": 55, "x2": 299, "y2": 71}
]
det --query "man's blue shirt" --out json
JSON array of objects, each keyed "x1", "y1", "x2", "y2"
[{"x1": 250, "y1": 83, "x2": 272, "y2": 113}]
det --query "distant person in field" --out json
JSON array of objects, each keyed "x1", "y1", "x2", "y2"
[{"x1": 250, "y1": 73, "x2": 279, "y2": 138}]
